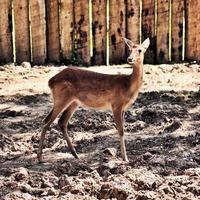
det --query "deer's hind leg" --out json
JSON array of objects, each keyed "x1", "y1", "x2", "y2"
[
  {"x1": 58, "y1": 102, "x2": 78, "y2": 158},
  {"x1": 37, "y1": 100, "x2": 72, "y2": 162}
]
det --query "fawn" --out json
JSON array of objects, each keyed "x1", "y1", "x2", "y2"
[{"x1": 37, "y1": 38, "x2": 150, "y2": 162}]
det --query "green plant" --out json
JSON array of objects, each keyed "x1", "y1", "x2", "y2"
[{"x1": 70, "y1": 48, "x2": 79, "y2": 65}]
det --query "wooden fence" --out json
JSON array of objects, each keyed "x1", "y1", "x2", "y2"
[{"x1": 0, "y1": 0, "x2": 199, "y2": 66}]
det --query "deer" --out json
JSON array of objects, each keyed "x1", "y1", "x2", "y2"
[{"x1": 37, "y1": 38, "x2": 150, "y2": 162}]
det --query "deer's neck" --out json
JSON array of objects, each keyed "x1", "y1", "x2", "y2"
[{"x1": 129, "y1": 62, "x2": 143, "y2": 93}]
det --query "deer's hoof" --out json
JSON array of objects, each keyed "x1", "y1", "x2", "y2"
[{"x1": 123, "y1": 157, "x2": 129, "y2": 162}]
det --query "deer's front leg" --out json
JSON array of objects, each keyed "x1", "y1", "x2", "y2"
[{"x1": 112, "y1": 106, "x2": 128, "y2": 162}]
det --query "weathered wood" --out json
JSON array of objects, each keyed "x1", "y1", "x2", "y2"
[
  {"x1": 157, "y1": 0, "x2": 170, "y2": 63},
  {"x1": 185, "y1": 0, "x2": 198, "y2": 61},
  {"x1": 74, "y1": 0, "x2": 90, "y2": 65},
  {"x1": 142, "y1": 0, "x2": 156, "y2": 63},
  {"x1": 46, "y1": 0, "x2": 60, "y2": 63},
  {"x1": 92, "y1": 0, "x2": 106, "y2": 65},
  {"x1": 197, "y1": 1, "x2": 200, "y2": 60},
  {"x1": 13, "y1": 0, "x2": 30, "y2": 63},
  {"x1": 30, "y1": 0, "x2": 46, "y2": 64},
  {"x1": 0, "y1": 0, "x2": 13, "y2": 63},
  {"x1": 171, "y1": 0, "x2": 184, "y2": 62},
  {"x1": 127, "y1": 0, "x2": 140, "y2": 44},
  {"x1": 59, "y1": 0, "x2": 74, "y2": 63},
  {"x1": 109, "y1": 0, "x2": 126, "y2": 64}
]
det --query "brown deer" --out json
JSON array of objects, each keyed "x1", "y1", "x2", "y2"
[{"x1": 37, "y1": 38, "x2": 150, "y2": 162}]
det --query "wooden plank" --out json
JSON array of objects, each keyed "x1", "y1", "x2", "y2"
[
  {"x1": 0, "y1": 0, "x2": 13, "y2": 63},
  {"x1": 156, "y1": 0, "x2": 169, "y2": 63},
  {"x1": 127, "y1": 0, "x2": 140, "y2": 44},
  {"x1": 59, "y1": 0, "x2": 74, "y2": 63},
  {"x1": 74, "y1": 0, "x2": 90, "y2": 66},
  {"x1": 46, "y1": 0, "x2": 60, "y2": 63},
  {"x1": 171, "y1": 0, "x2": 184, "y2": 62},
  {"x1": 197, "y1": 1, "x2": 200, "y2": 61},
  {"x1": 109, "y1": 0, "x2": 126, "y2": 64},
  {"x1": 142, "y1": 0, "x2": 156, "y2": 63},
  {"x1": 185, "y1": 0, "x2": 198, "y2": 61},
  {"x1": 30, "y1": 0, "x2": 46, "y2": 64},
  {"x1": 13, "y1": 0, "x2": 30, "y2": 63},
  {"x1": 92, "y1": 0, "x2": 106, "y2": 65}
]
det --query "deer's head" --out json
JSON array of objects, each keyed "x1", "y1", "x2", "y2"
[{"x1": 124, "y1": 38, "x2": 150, "y2": 65}]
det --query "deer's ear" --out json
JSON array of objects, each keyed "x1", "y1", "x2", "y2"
[
  {"x1": 123, "y1": 38, "x2": 134, "y2": 49},
  {"x1": 141, "y1": 38, "x2": 150, "y2": 52}
]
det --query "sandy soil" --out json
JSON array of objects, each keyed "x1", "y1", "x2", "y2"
[{"x1": 0, "y1": 62, "x2": 200, "y2": 200}]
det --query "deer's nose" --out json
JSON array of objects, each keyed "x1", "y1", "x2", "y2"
[{"x1": 127, "y1": 57, "x2": 134, "y2": 63}]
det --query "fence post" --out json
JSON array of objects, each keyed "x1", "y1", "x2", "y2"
[
  {"x1": 171, "y1": 0, "x2": 184, "y2": 62},
  {"x1": 46, "y1": 0, "x2": 60, "y2": 63},
  {"x1": 156, "y1": 0, "x2": 170, "y2": 63},
  {"x1": 185, "y1": 0, "x2": 199, "y2": 61},
  {"x1": 59, "y1": 0, "x2": 74, "y2": 63},
  {"x1": 74, "y1": 0, "x2": 91, "y2": 66},
  {"x1": 126, "y1": 0, "x2": 140, "y2": 44},
  {"x1": 142, "y1": 0, "x2": 156, "y2": 64},
  {"x1": 109, "y1": 0, "x2": 126, "y2": 64},
  {"x1": 0, "y1": 0, "x2": 13, "y2": 63},
  {"x1": 30, "y1": 0, "x2": 47, "y2": 65},
  {"x1": 13, "y1": 0, "x2": 31, "y2": 63},
  {"x1": 92, "y1": 0, "x2": 107, "y2": 65}
]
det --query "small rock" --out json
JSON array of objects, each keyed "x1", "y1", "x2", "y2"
[
  {"x1": 145, "y1": 71, "x2": 151, "y2": 74},
  {"x1": 185, "y1": 168, "x2": 200, "y2": 176},
  {"x1": 41, "y1": 188, "x2": 57, "y2": 196},
  {"x1": 103, "y1": 148, "x2": 117, "y2": 157},
  {"x1": 111, "y1": 165, "x2": 131, "y2": 175},
  {"x1": 164, "y1": 119, "x2": 182, "y2": 133},
  {"x1": 149, "y1": 156, "x2": 166, "y2": 166},
  {"x1": 0, "y1": 66, "x2": 6, "y2": 71},
  {"x1": 19, "y1": 183, "x2": 44, "y2": 195},
  {"x1": 99, "y1": 183, "x2": 129, "y2": 200},
  {"x1": 41, "y1": 177, "x2": 53, "y2": 188},
  {"x1": 58, "y1": 175, "x2": 70, "y2": 189},
  {"x1": 97, "y1": 162, "x2": 116, "y2": 177},
  {"x1": 14, "y1": 167, "x2": 29, "y2": 181},
  {"x1": 56, "y1": 161, "x2": 73, "y2": 176},
  {"x1": 125, "y1": 111, "x2": 136, "y2": 123},
  {"x1": 159, "y1": 184, "x2": 174, "y2": 195},
  {"x1": 125, "y1": 168, "x2": 163, "y2": 190},
  {"x1": 4, "y1": 191, "x2": 33, "y2": 200},
  {"x1": 21, "y1": 62, "x2": 31, "y2": 68},
  {"x1": 143, "y1": 152, "x2": 153, "y2": 160}
]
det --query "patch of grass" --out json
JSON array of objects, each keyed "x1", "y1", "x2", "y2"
[{"x1": 70, "y1": 48, "x2": 79, "y2": 65}]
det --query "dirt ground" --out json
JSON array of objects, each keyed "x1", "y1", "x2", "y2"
[{"x1": 0, "y1": 62, "x2": 200, "y2": 200}]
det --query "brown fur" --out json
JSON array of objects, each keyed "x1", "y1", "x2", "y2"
[{"x1": 37, "y1": 38, "x2": 150, "y2": 162}]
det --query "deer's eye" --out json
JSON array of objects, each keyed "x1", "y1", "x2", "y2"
[{"x1": 138, "y1": 49, "x2": 142, "y2": 53}]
